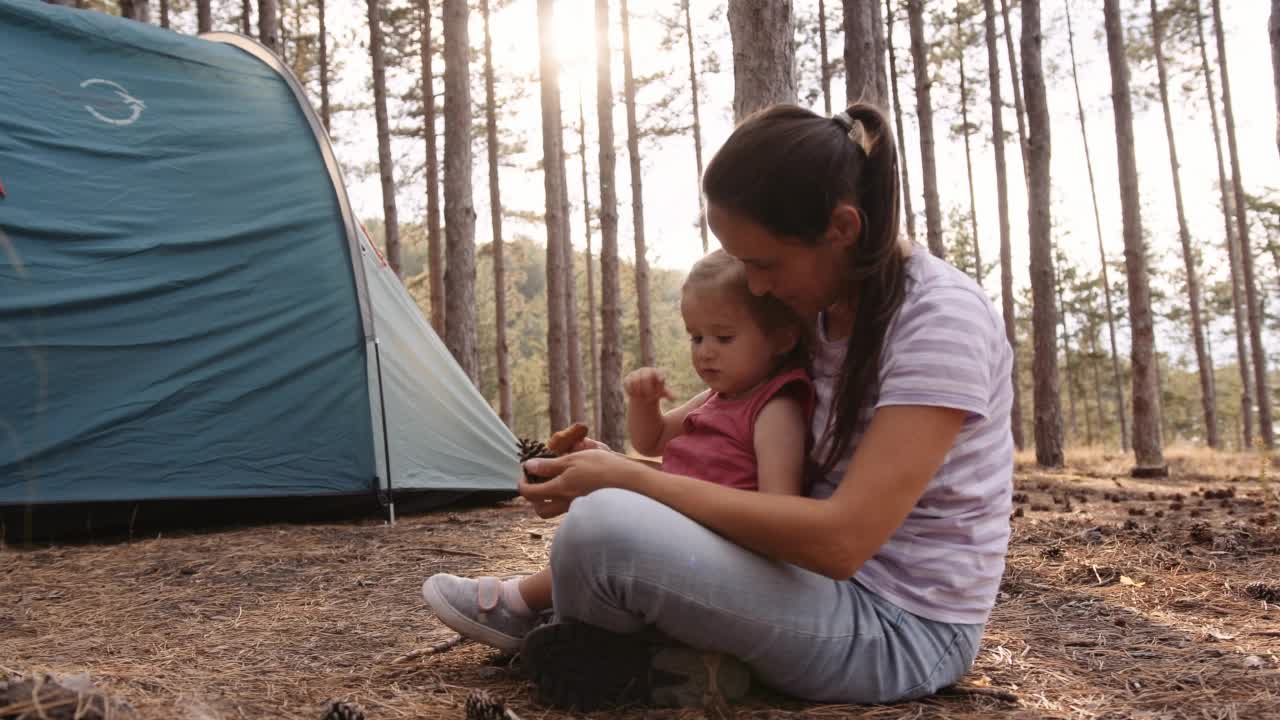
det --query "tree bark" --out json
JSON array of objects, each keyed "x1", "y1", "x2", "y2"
[
  {"x1": 481, "y1": 0, "x2": 510, "y2": 424},
  {"x1": 1272, "y1": 0, "x2": 1280, "y2": 158},
  {"x1": 623, "y1": 0, "x2": 655, "y2": 368},
  {"x1": 445, "y1": 0, "x2": 480, "y2": 383},
  {"x1": 1056, "y1": 262, "x2": 1078, "y2": 441},
  {"x1": 1211, "y1": 0, "x2": 1274, "y2": 448},
  {"x1": 956, "y1": 9, "x2": 981, "y2": 287},
  {"x1": 318, "y1": 0, "x2": 330, "y2": 132},
  {"x1": 1022, "y1": 0, "x2": 1063, "y2": 467},
  {"x1": 120, "y1": 0, "x2": 150, "y2": 22},
  {"x1": 241, "y1": 0, "x2": 251, "y2": 35},
  {"x1": 159, "y1": 0, "x2": 168, "y2": 28},
  {"x1": 1151, "y1": 0, "x2": 1218, "y2": 448},
  {"x1": 982, "y1": 0, "x2": 1023, "y2": 450},
  {"x1": 259, "y1": 0, "x2": 278, "y2": 49},
  {"x1": 368, "y1": 0, "x2": 401, "y2": 276},
  {"x1": 728, "y1": 0, "x2": 796, "y2": 121},
  {"x1": 681, "y1": 0, "x2": 709, "y2": 254},
  {"x1": 819, "y1": 0, "x2": 831, "y2": 115},
  {"x1": 906, "y1": 0, "x2": 944, "y2": 260},
  {"x1": 536, "y1": 0, "x2": 570, "y2": 431},
  {"x1": 844, "y1": 0, "x2": 888, "y2": 109},
  {"x1": 1194, "y1": 0, "x2": 1252, "y2": 447},
  {"x1": 886, "y1": 0, "x2": 918, "y2": 247},
  {"x1": 562, "y1": 144, "x2": 587, "y2": 425},
  {"x1": 999, "y1": 0, "x2": 1029, "y2": 184},
  {"x1": 197, "y1": 0, "x2": 211, "y2": 33},
  {"x1": 579, "y1": 98, "x2": 602, "y2": 434},
  {"x1": 1103, "y1": 0, "x2": 1165, "y2": 471},
  {"x1": 420, "y1": 2, "x2": 445, "y2": 332},
  {"x1": 1065, "y1": 0, "x2": 1129, "y2": 451},
  {"x1": 596, "y1": 0, "x2": 625, "y2": 450}
]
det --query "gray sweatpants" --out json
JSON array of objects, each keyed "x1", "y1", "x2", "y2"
[{"x1": 548, "y1": 488, "x2": 985, "y2": 704}]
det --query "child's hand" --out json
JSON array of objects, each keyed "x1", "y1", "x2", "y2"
[{"x1": 624, "y1": 367, "x2": 677, "y2": 404}]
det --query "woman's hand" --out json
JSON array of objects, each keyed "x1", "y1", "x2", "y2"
[{"x1": 519, "y1": 449, "x2": 646, "y2": 518}]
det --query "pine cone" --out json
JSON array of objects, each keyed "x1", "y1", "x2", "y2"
[
  {"x1": 319, "y1": 699, "x2": 365, "y2": 720},
  {"x1": 517, "y1": 438, "x2": 557, "y2": 483},
  {"x1": 464, "y1": 690, "x2": 509, "y2": 720}
]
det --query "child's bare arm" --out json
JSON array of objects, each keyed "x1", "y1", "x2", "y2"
[
  {"x1": 752, "y1": 394, "x2": 809, "y2": 496},
  {"x1": 626, "y1": 367, "x2": 709, "y2": 457}
]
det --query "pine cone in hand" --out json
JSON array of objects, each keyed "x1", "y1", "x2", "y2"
[{"x1": 517, "y1": 423, "x2": 588, "y2": 484}]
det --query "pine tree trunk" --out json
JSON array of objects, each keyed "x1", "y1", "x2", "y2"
[
  {"x1": 368, "y1": 0, "x2": 401, "y2": 276},
  {"x1": 998, "y1": 0, "x2": 1029, "y2": 183},
  {"x1": 259, "y1": 0, "x2": 278, "y2": 49},
  {"x1": 1065, "y1": 0, "x2": 1129, "y2": 452},
  {"x1": 1151, "y1": 0, "x2": 1218, "y2": 448},
  {"x1": 982, "y1": 0, "x2": 1023, "y2": 451},
  {"x1": 420, "y1": 2, "x2": 445, "y2": 332},
  {"x1": 727, "y1": 0, "x2": 796, "y2": 121},
  {"x1": 536, "y1": 0, "x2": 570, "y2": 431},
  {"x1": 318, "y1": 0, "x2": 330, "y2": 132},
  {"x1": 1056, "y1": 264, "x2": 1078, "y2": 442},
  {"x1": 844, "y1": 0, "x2": 888, "y2": 109},
  {"x1": 1195, "y1": 0, "x2": 1252, "y2": 447},
  {"x1": 120, "y1": 0, "x2": 150, "y2": 22},
  {"x1": 819, "y1": 0, "x2": 831, "y2": 115},
  {"x1": 1272, "y1": 0, "x2": 1280, "y2": 158},
  {"x1": 1088, "y1": 327, "x2": 1109, "y2": 447},
  {"x1": 562, "y1": 150, "x2": 587, "y2": 424},
  {"x1": 682, "y1": 0, "x2": 709, "y2": 253},
  {"x1": 481, "y1": 0, "x2": 510, "y2": 425},
  {"x1": 1211, "y1": 0, "x2": 1274, "y2": 448},
  {"x1": 159, "y1": 0, "x2": 168, "y2": 28},
  {"x1": 906, "y1": 0, "x2": 944, "y2": 260},
  {"x1": 1103, "y1": 0, "x2": 1164, "y2": 472},
  {"x1": 886, "y1": 0, "x2": 918, "y2": 246},
  {"x1": 957, "y1": 10, "x2": 981, "y2": 287},
  {"x1": 1022, "y1": 0, "x2": 1063, "y2": 467},
  {"x1": 241, "y1": 0, "x2": 251, "y2": 35},
  {"x1": 579, "y1": 98, "x2": 602, "y2": 434},
  {"x1": 596, "y1": 0, "x2": 625, "y2": 450},
  {"x1": 197, "y1": 0, "x2": 211, "y2": 32},
  {"x1": 622, "y1": 0, "x2": 655, "y2": 368}
]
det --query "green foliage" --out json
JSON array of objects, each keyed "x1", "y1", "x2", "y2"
[{"x1": 401, "y1": 232, "x2": 699, "y2": 442}]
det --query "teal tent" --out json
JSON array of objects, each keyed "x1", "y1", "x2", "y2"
[{"x1": 0, "y1": 0, "x2": 518, "y2": 513}]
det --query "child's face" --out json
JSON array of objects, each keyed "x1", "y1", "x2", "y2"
[{"x1": 681, "y1": 289, "x2": 789, "y2": 398}]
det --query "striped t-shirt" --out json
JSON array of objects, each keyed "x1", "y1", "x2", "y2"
[{"x1": 809, "y1": 246, "x2": 1014, "y2": 625}]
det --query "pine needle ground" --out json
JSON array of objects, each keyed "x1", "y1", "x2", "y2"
[{"x1": 3, "y1": 448, "x2": 1278, "y2": 719}]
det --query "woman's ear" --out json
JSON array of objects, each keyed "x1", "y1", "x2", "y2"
[{"x1": 827, "y1": 204, "x2": 862, "y2": 251}]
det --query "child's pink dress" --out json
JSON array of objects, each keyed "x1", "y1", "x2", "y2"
[{"x1": 659, "y1": 367, "x2": 816, "y2": 491}]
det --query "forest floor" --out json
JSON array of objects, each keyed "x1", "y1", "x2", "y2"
[{"x1": 3, "y1": 447, "x2": 1279, "y2": 720}]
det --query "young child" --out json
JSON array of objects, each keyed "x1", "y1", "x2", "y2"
[{"x1": 421, "y1": 249, "x2": 816, "y2": 652}]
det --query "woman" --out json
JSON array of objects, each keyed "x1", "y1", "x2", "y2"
[{"x1": 516, "y1": 103, "x2": 1014, "y2": 710}]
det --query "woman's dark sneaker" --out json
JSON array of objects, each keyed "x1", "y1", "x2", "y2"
[{"x1": 519, "y1": 621, "x2": 751, "y2": 711}]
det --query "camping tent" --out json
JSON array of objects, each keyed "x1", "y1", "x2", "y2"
[{"x1": 0, "y1": 0, "x2": 518, "y2": 515}]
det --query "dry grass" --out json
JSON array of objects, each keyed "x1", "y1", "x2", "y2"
[{"x1": 4, "y1": 453, "x2": 1280, "y2": 719}]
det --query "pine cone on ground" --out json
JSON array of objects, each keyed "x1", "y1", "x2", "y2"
[
  {"x1": 464, "y1": 690, "x2": 511, "y2": 720},
  {"x1": 319, "y1": 699, "x2": 365, "y2": 720}
]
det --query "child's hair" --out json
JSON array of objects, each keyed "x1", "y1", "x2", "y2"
[
  {"x1": 701, "y1": 103, "x2": 905, "y2": 476},
  {"x1": 683, "y1": 249, "x2": 811, "y2": 370}
]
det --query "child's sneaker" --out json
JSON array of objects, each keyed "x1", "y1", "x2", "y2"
[
  {"x1": 520, "y1": 620, "x2": 751, "y2": 711},
  {"x1": 421, "y1": 574, "x2": 541, "y2": 652}
]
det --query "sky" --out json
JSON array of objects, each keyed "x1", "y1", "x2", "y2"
[{"x1": 319, "y1": 0, "x2": 1279, "y2": 363}]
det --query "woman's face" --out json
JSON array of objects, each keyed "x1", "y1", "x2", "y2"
[{"x1": 706, "y1": 203, "x2": 855, "y2": 319}]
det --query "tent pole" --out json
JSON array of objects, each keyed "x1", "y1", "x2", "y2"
[{"x1": 374, "y1": 339, "x2": 395, "y2": 526}]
